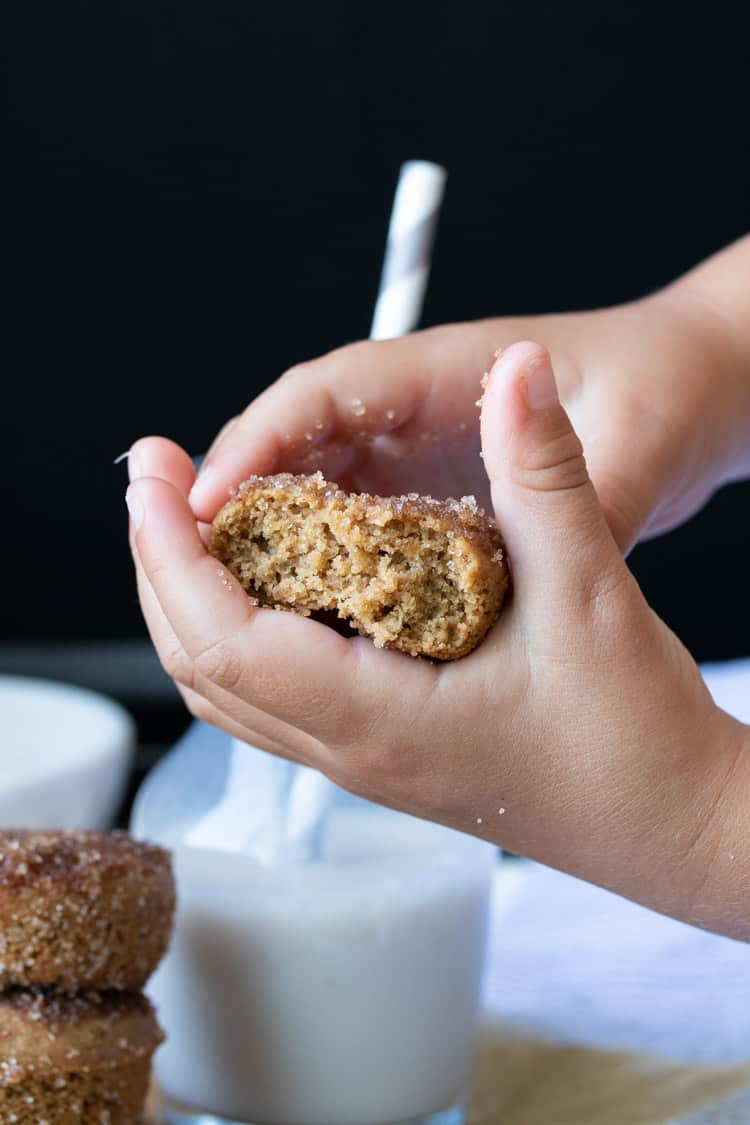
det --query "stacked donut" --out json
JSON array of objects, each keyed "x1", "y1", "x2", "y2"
[{"x1": 0, "y1": 830, "x2": 175, "y2": 1124}]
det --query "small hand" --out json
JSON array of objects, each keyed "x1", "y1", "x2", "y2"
[
  {"x1": 127, "y1": 342, "x2": 747, "y2": 940},
  {"x1": 187, "y1": 291, "x2": 739, "y2": 554}
]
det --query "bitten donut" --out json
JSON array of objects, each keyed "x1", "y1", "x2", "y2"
[
  {"x1": 0, "y1": 831, "x2": 175, "y2": 991},
  {"x1": 210, "y1": 472, "x2": 509, "y2": 660},
  {"x1": 0, "y1": 989, "x2": 163, "y2": 1125}
]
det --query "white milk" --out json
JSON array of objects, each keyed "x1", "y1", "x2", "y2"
[{"x1": 151, "y1": 808, "x2": 494, "y2": 1125}]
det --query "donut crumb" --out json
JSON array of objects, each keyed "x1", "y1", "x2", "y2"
[{"x1": 211, "y1": 473, "x2": 509, "y2": 660}]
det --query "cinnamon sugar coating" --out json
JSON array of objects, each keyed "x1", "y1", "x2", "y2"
[
  {"x1": 0, "y1": 990, "x2": 161, "y2": 1123},
  {"x1": 211, "y1": 473, "x2": 510, "y2": 660},
  {"x1": 0, "y1": 831, "x2": 175, "y2": 991}
]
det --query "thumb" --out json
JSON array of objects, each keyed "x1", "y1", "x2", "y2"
[{"x1": 480, "y1": 341, "x2": 625, "y2": 609}]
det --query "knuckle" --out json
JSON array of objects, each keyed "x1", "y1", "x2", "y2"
[
  {"x1": 284, "y1": 340, "x2": 374, "y2": 387},
  {"x1": 338, "y1": 339, "x2": 376, "y2": 364},
  {"x1": 513, "y1": 428, "x2": 589, "y2": 494},
  {"x1": 281, "y1": 361, "x2": 320, "y2": 388},
  {"x1": 194, "y1": 638, "x2": 245, "y2": 694},
  {"x1": 161, "y1": 643, "x2": 197, "y2": 691},
  {"x1": 581, "y1": 565, "x2": 633, "y2": 615}
]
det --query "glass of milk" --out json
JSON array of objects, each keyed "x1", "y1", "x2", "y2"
[{"x1": 132, "y1": 725, "x2": 496, "y2": 1125}]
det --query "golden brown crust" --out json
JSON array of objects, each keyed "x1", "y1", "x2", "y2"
[
  {"x1": 211, "y1": 472, "x2": 509, "y2": 660},
  {"x1": 0, "y1": 990, "x2": 161, "y2": 1123},
  {"x1": 0, "y1": 990, "x2": 163, "y2": 1083},
  {"x1": 0, "y1": 1060, "x2": 152, "y2": 1124},
  {"x1": 0, "y1": 831, "x2": 175, "y2": 991}
]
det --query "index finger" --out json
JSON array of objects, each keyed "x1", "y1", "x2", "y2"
[{"x1": 187, "y1": 324, "x2": 489, "y2": 522}]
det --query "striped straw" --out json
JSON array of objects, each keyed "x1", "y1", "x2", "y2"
[
  {"x1": 281, "y1": 160, "x2": 448, "y2": 861},
  {"x1": 116, "y1": 160, "x2": 446, "y2": 471},
  {"x1": 370, "y1": 160, "x2": 448, "y2": 340}
]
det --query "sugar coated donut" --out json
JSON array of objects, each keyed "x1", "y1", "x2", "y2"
[
  {"x1": 0, "y1": 831, "x2": 175, "y2": 991},
  {"x1": 211, "y1": 472, "x2": 509, "y2": 660},
  {"x1": 0, "y1": 989, "x2": 163, "y2": 1124}
]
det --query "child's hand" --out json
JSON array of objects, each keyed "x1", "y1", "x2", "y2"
[
  {"x1": 187, "y1": 285, "x2": 748, "y2": 555},
  {"x1": 127, "y1": 342, "x2": 749, "y2": 941}
]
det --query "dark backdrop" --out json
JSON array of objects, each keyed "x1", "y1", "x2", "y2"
[{"x1": 5, "y1": 1, "x2": 750, "y2": 662}]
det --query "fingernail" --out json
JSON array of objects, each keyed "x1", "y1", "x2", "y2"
[
  {"x1": 189, "y1": 462, "x2": 212, "y2": 506},
  {"x1": 523, "y1": 352, "x2": 559, "y2": 410},
  {"x1": 127, "y1": 448, "x2": 143, "y2": 482},
  {"x1": 126, "y1": 486, "x2": 144, "y2": 530}
]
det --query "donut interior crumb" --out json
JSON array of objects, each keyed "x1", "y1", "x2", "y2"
[{"x1": 211, "y1": 473, "x2": 509, "y2": 660}]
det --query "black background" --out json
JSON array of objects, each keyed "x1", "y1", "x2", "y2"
[{"x1": 4, "y1": 1, "x2": 750, "y2": 662}]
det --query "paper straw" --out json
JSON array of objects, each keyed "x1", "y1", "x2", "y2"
[
  {"x1": 284, "y1": 159, "x2": 448, "y2": 861},
  {"x1": 370, "y1": 160, "x2": 447, "y2": 340}
]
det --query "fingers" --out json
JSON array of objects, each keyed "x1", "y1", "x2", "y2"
[
  {"x1": 202, "y1": 415, "x2": 240, "y2": 466},
  {"x1": 127, "y1": 436, "x2": 196, "y2": 494},
  {"x1": 480, "y1": 342, "x2": 629, "y2": 612},
  {"x1": 127, "y1": 435, "x2": 212, "y2": 545},
  {"x1": 187, "y1": 327, "x2": 490, "y2": 521},
  {"x1": 130, "y1": 529, "x2": 320, "y2": 761},
  {"x1": 188, "y1": 337, "x2": 428, "y2": 519},
  {"x1": 127, "y1": 474, "x2": 420, "y2": 742}
]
